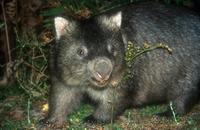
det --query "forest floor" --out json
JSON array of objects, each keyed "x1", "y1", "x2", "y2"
[{"x1": 0, "y1": 86, "x2": 200, "y2": 130}]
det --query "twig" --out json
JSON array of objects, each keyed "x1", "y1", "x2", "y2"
[
  {"x1": 27, "y1": 98, "x2": 31, "y2": 124},
  {"x1": 31, "y1": 47, "x2": 35, "y2": 83},
  {"x1": 1, "y1": 0, "x2": 14, "y2": 85},
  {"x1": 23, "y1": 61, "x2": 48, "y2": 78},
  {"x1": 1, "y1": 0, "x2": 12, "y2": 62},
  {"x1": 170, "y1": 101, "x2": 179, "y2": 124},
  {"x1": 17, "y1": 79, "x2": 32, "y2": 95}
]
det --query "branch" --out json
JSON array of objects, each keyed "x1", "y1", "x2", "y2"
[{"x1": 1, "y1": 0, "x2": 12, "y2": 62}]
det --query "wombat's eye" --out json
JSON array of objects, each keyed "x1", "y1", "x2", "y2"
[{"x1": 77, "y1": 46, "x2": 88, "y2": 57}]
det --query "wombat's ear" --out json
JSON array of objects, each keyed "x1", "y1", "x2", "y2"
[
  {"x1": 98, "y1": 11, "x2": 122, "y2": 30},
  {"x1": 54, "y1": 17, "x2": 76, "y2": 39}
]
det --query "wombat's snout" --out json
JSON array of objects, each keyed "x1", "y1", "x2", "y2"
[
  {"x1": 94, "y1": 60, "x2": 112, "y2": 81},
  {"x1": 88, "y1": 57, "x2": 113, "y2": 86}
]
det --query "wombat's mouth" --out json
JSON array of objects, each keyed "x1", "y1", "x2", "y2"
[
  {"x1": 87, "y1": 57, "x2": 113, "y2": 87},
  {"x1": 89, "y1": 77, "x2": 109, "y2": 87}
]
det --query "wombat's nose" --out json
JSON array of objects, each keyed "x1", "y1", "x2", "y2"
[{"x1": 94, "y1": 60, "x2": 112, "y2": 81}]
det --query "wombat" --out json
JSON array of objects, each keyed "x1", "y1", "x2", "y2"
[{"x1": 40, "y1": 1, "x2": 200, "y2": 128}]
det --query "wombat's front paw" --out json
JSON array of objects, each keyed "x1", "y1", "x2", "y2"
[{"x1": 37, "y1": 118, "x2": 68, "y2": 130}]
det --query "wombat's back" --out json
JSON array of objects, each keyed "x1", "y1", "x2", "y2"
[
  {"x1": 121, "y1": 2, "x2": 200, "y2": 112},
  {"x1": 122, "y1": 2, "x2": 200, "y2": 46}
]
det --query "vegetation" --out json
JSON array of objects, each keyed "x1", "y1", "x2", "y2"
[{"x1": 124, "y1": 41, "x2": 172, "y2": 80}]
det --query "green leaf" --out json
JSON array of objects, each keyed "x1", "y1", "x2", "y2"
[
  {"x1": 0, "y1": 22, "x2": 5, "y2": 28},
  {"x1": 41, "y1": 7, "x2": 65, "y2": 17}
]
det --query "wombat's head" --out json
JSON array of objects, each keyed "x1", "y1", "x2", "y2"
[{"x1": 53, "y1": 12, "x2": 125, "y2": 88}]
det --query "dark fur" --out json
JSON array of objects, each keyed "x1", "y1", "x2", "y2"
[{"x1": 41, "y1": 1, "x2": 200, "y2": 128}]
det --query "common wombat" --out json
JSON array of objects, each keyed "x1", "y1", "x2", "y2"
[{"x1": 40, "y1": 1, "x2": 200, "y2": 128}]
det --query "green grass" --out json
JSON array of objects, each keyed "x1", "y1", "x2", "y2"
[
  {"x1": 139, "y1": 105, "x2": 166, "y2": 116},
  {"x1": 67, "y1": 105, "x2": 93, "y2": 129}
]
